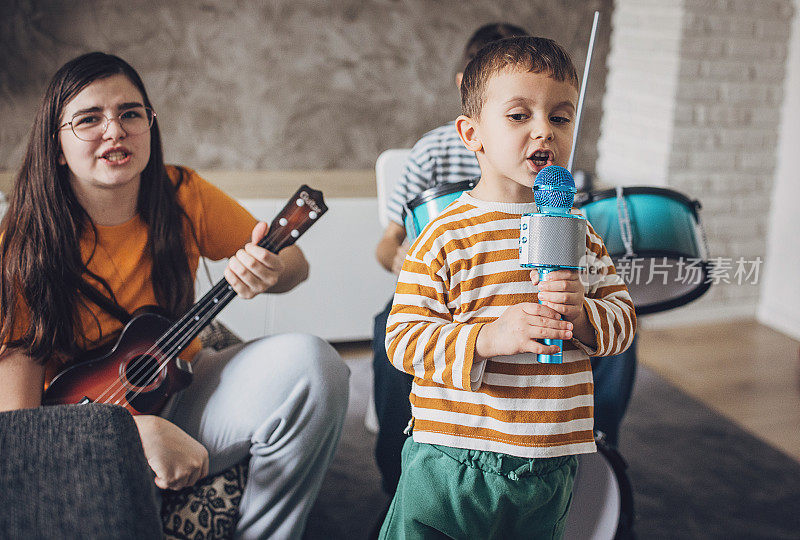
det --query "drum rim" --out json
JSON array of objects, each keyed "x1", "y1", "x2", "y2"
[
  {"x1": 612, "y1": 254, "x2": 712, "y2": 314},
  {"x1": 405, "y1": 179, "x2": 478, "y2": 210},
  {"x1": 632, "y1": 278, "x2": 711, "y2": 315},
  {"x1": 594, "y1": 434, "x2": 636, "y2": 538},
  {"x1": 576, "y1": 186, "x2": 700, "y2": 218}
]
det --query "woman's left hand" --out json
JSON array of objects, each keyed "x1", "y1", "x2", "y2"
[{"x1": 224, "y1": 222, "x2": 284, "y2": 299}]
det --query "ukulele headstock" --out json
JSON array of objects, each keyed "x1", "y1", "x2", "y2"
[{"x1": 259, "y1": 185, "x2": 328, "y2": 253}]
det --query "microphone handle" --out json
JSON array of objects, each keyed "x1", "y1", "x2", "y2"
[{"x1": 537, "y1": 267, "x2": 563, "y2": 364}]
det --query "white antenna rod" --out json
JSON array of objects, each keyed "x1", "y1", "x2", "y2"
[{"x1": 567, "y1": 10, "x2": 600, "y2": 173}]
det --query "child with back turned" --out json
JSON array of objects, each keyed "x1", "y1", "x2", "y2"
[{"x1": 380, "y1": 36, "x2": 636, "y2": 539}]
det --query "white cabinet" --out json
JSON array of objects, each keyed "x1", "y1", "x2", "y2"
[{"x1": 196, "y1": 197, "x2": 397, "y2": 342}]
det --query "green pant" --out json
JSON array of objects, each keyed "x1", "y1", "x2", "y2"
[{"x1": 379, "y1": 437, "x2": 578, "y2": 540}]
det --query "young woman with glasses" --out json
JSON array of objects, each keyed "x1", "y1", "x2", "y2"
[{"x1": 0, "y1": 52, "x2": 349, "y2": 539}]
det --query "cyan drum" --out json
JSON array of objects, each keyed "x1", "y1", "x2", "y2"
[
  {"x1": 402, "y1": 180, "x2": 477, "y2": 242},
  {"x1": 575, "y1": 186, "x2": 711, "y2": 315}
]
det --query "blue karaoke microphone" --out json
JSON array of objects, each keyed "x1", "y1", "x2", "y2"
[{"x1": 519, "y1": 165, "x2": 587, "y2": 363}]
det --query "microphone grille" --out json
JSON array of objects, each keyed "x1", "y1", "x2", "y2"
[{"x1": 534, "y1": 165, "x2": 576, "y2": 209}]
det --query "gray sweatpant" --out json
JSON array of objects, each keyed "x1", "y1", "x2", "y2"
[{"x1": 162, "y1": 332, "x2": 350, "y2": 539}]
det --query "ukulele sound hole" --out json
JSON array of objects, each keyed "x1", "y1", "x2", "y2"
[{"x1": 123, "y1": 355, "x2": 160, "y2": 388}]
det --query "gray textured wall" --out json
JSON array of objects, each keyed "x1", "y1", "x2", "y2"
[{"x1": 0, "y1": 0, "x2": 611, "y2": 172}]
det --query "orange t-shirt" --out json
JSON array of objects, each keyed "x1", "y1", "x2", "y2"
[{"x1": 7, "y1": 165, "x2": 258, "y2": 385}]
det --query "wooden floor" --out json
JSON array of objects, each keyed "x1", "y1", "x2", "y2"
[
  {"x1": 638, "y1": 319, "x2": 800, "y2": 462},
  {"x1": 337, "y1": 319, "x2": 800, "y2": 462}
]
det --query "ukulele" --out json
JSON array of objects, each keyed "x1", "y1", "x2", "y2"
[{"x1": 43, "y1": 185, "x2": 327, "y2": 415}]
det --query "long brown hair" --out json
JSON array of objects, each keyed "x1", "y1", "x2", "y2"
[{"x1": 0, "y1": 52, "x2": 194, "y2": 363}]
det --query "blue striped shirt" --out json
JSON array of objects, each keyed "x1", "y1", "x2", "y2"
[{"x1": 387, "y1": 122, "x2": 481, "y2": 226}]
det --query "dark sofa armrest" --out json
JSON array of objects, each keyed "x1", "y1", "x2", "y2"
[{"x1": 0, "y1": 404, "x2": 162, "y2": 539}]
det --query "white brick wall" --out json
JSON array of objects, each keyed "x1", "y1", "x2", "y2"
[
  {"x1": 597, "y1": 1, "x2": 684, "y2": 187},
  {"x1": 597, "y1": 0, "x2": 794, "y2": 326}
]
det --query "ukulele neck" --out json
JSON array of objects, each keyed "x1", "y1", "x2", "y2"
[
  {"x1": 160, "y1": 185, "x2": 327, "y2": 357},
  {"x1": 164, "y1": 278, "x2": 238, "y2": 355}
]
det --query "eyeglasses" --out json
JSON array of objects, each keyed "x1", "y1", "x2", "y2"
[{"x1": 57, "y1": 106, "x2": 156, "y2": 141}]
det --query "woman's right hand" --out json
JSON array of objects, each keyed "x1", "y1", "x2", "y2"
[{"x1": 133, "y1": 415, "x2": 209, "y2": 490}]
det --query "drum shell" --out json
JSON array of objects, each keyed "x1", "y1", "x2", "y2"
[
  {"x1": 579, "y1": 190, "x2": 705, "y2": 260},
  {"x1": 576, "y1": 186, "x2": 711, "y2": 315},
  {"x1": 563, "y1": 434, "x2": 635, "y2": 540},
  {"x1": 402, "y1": 180, "x2": 476, "y2": 241}
]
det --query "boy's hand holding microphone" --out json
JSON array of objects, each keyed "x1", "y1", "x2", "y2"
[
  {"x1": 477, "y1": 165, "x2": 592, "y2": 363},
  {"x1": 475, "y1": 301, "x2": 575, "y2": 359}
]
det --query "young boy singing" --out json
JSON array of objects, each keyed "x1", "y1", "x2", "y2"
[{"x1": 380, "y1": 37, "x2": 636, "y2": 539}]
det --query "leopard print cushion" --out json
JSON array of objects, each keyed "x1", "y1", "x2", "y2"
[
  {"x1": 161, "y1": 462, "x2": 248, "y2": 540},
  {"x1": 198, "y1": 321, "x2": 244, "y2": 352}
]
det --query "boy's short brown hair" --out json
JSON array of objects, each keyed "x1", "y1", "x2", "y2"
[
  {"x1": 460, "y1": 36, "x2": 579, "y2": 118},
  {"x1": 460, "y1": 22, "x2": 529, "y2": 73}
]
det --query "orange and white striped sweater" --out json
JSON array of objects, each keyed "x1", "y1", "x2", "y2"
[{"x1": 386, "y1": 192, "x2": 636, "y2": 458}]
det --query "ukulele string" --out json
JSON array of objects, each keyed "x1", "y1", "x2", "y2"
[
  {"x1": 100, "y1": 197, "x2": 304, "y2": 404},
  {"x1": 95, "y1": 207, "x2": 305, "y2": 407},
  {"x1": 98, "y1": 249, "x2": 267, "y2": 407},
  {"x1": 101, "y1": 191, "x2": 320, "y2": 406},
  {"x1": 98, "y1": 232, "x2": 286, "y2": 407},
  {"x1": 95, "y1": 278, "x2": 237, "y2": 407},
  {"x1": 121, "y1": 212, "x2": 300, "y2": 395},
  {"x1": 114, "y1": 224, "x2": 295, "y2": 405}
]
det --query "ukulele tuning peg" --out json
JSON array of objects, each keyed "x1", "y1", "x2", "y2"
[{"x1": 296, "y1": 198, "x2": 305, "y2": 207}]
